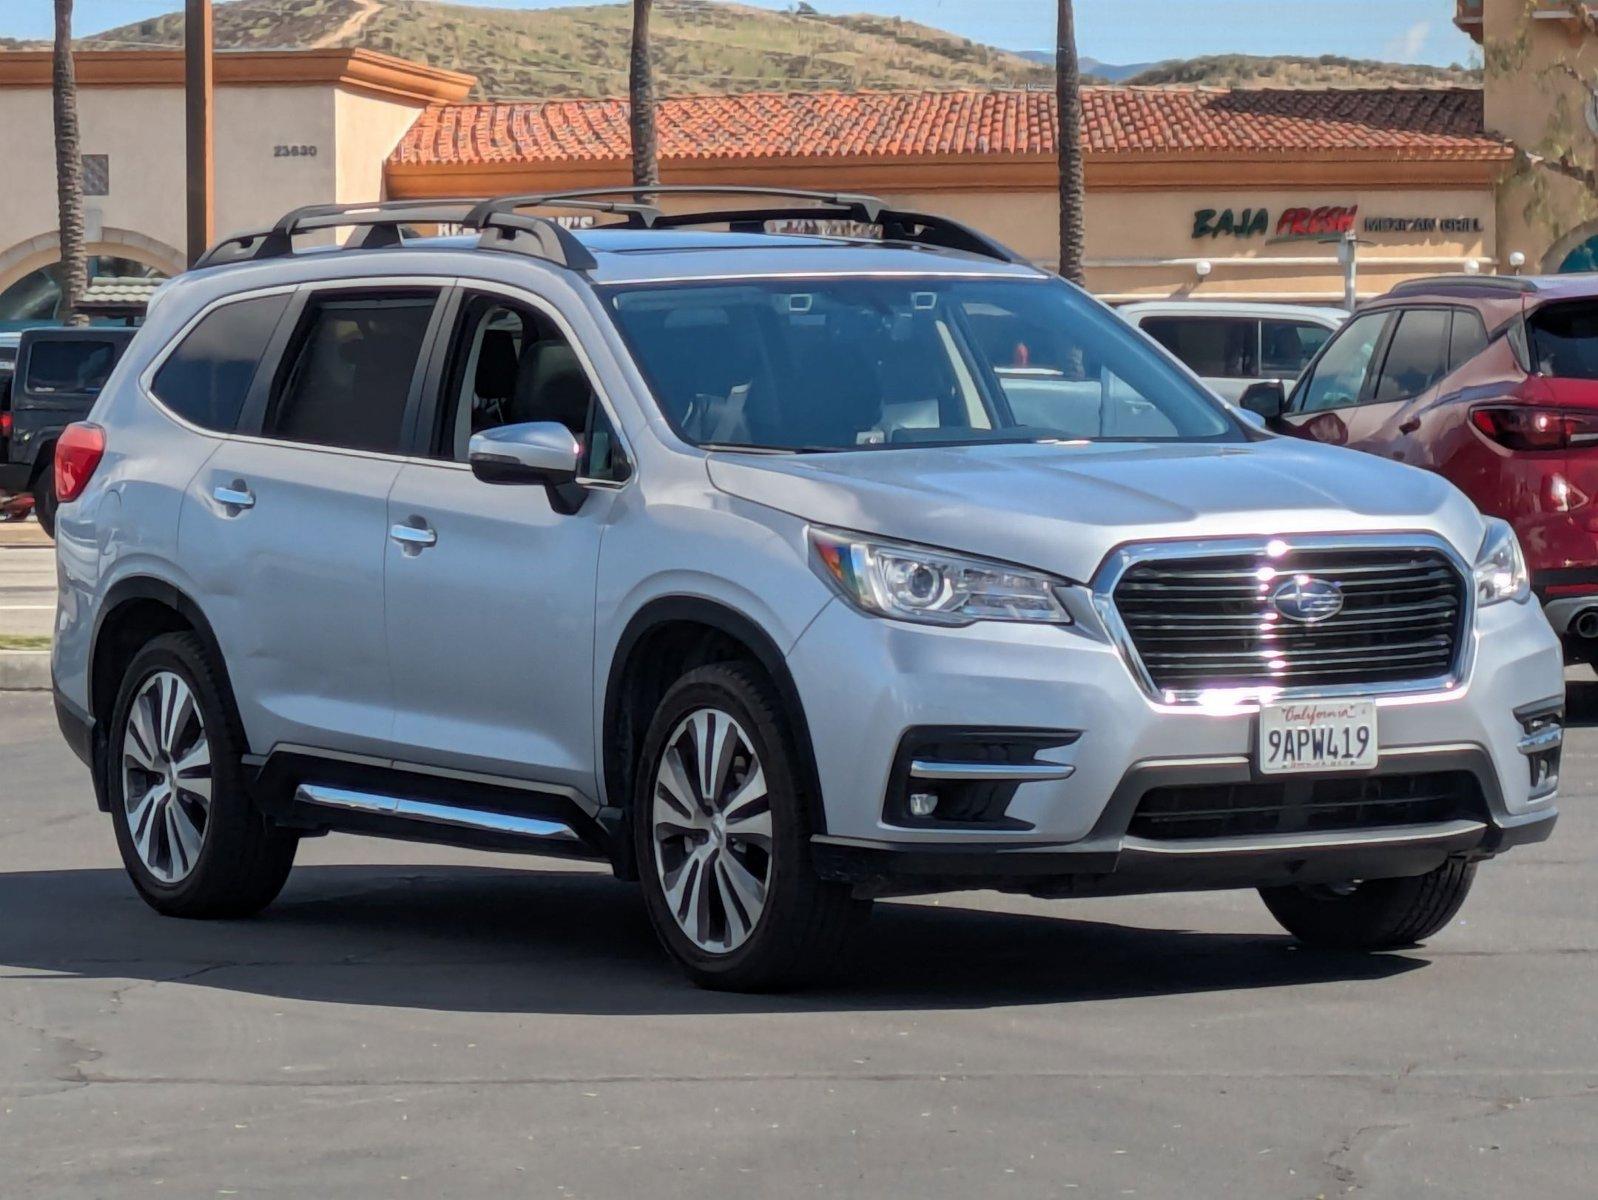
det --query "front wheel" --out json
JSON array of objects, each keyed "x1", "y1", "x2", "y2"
[
  {"x1": 633, "y1": 663, "x2": 869, "y2": 991},
  {"x1": 1259, "y1": 859, "x2": 1476, "y2": 949}
]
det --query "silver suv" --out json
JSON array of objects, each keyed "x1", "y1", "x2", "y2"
[{"x1": 50, "y1": 189, "x2": 1564, "y2": 990}]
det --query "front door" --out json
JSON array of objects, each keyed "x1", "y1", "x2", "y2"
[{"x1": 383, "y1": 288, "x2": 627, "y2": 798}]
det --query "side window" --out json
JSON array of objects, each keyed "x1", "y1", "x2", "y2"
[
  {"x1": 151, "y1": 294, "x2": 290, "y2": 432},
  {"x1": 1295, "y1": 312, "x2": 1390, "y2": 413},
  {"x1": 25, "y1": 338, "x2": 123, "y2": 397},
  {"x1": 264, "y1": 290, "x2": 438, "y2": 454},
  {"x1": 1449, "y1": 309, "x2": 1489, "y2": 372},
  {"x1": 1261, "y1": 320, "x2": 1334, "y2": 379},
  {"x1": 1140, "y1": 317, "x2": 1259, "y2": 379},
  {"x1": 1372, "y1": 309, "x2": 1451, "y2": 403},
  {"x1": 435, "y1": 292, "x2": 628, "y2": 482}
]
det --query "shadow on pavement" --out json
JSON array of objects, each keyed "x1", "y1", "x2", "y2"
[
  {"x1": 0, "y1": 862, "x2": 1427, "y2": 1014},
  {"x1": 1563, "y1": 675, "x2": 1598, "y2": 728}
]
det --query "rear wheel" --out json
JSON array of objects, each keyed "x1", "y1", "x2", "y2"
[
  {"x1": 1259, "y1": 859, "x2": 1476, "y2": 949},
  {"x1": 633, "y1": 663, "x2": 869, "y2": 990},
  {"x1": 108, "y1": 632, "x2": 297, "y2": 917},
  {"x1": 31, "y1": 464, "x2": 56, "y2": 538}
]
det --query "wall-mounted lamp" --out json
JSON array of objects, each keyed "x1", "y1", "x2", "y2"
[
  {"x1": 1463, "y1": 259, "x2": 1482, "y2": 275},
  {"x1": 1195, "y1": 260, "x2": 1213, "y2": 279},
  {"x1": 1508, "y1": 251, "x2": 1527, "y2": 275}
]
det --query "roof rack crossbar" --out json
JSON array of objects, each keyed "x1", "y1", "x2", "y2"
[
  {"x1": 195, "y1": 197, "x2": 600, "y2": 270},
  {"x1": 469, "y1": 186, "x2": 888, "y2": 228}
]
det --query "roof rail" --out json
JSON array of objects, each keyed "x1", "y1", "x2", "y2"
[
  {"x1": 470, "y1": 186, "x2": 1028, "y2": 263},
  {"x1": 194, "y1": 198, "x2": 601, "y2": 271},
  {"x1": 1385, "y1": 274, "x2": 1539, "y2": 298}
]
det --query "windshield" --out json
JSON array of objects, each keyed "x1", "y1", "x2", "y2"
[{"x1": 603, "y1": 277, "x2": 1240, "y2": 451}]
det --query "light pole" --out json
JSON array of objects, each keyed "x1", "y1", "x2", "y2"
[{"x1": 184, "y1": 0, "x2": 213, "y2": 265}]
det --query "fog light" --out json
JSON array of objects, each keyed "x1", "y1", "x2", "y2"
[{"x1": 908, "y1": 792, "x2": 939, "y2": 818}]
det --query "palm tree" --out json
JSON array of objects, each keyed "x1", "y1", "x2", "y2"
[
  {"x1": 1055, "y1": 0, "x2": 1086, "y2": 286},
  {"x1": 53, "y1": 0, "x2": 88, "y2": 327},
  {"x1": 629, "y1": 0, "x2": 660, "y2": 188}
]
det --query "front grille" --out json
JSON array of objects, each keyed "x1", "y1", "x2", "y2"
[
  {"x1": 1112, "y1": 546, "x2": 1466, "y2": 694},
  {"x1": 1129, "y1": 771, "x2": 1480, "y2": 841}
]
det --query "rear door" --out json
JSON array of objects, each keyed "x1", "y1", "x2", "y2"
[{"x1": 180, "y1": 283, "x2": 446, "y2": 758}]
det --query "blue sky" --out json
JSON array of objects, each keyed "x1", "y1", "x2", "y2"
[{"x1": 8, "y1": 0, "x2": 1479, "y2": 67}]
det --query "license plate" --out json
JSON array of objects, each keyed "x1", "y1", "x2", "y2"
[{"x1": 1258, "y1": 701, "x2": 1377, "y2": 775}]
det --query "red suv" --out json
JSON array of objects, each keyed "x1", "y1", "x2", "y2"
[{"x1": 1241, "y1": 275, "x2": 1598, "y2": 660}]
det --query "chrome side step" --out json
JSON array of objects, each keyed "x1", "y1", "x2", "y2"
[{"x1": 294, "y1": 783, "x2": 585, "y2": 845}]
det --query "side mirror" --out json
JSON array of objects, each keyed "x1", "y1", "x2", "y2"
[
  {"x1": 469, "y1": 421, "x2": 585, "y2": 513},
  {"x1": 1239, "y1": 379, "x2": 1287, "y2": 421}
]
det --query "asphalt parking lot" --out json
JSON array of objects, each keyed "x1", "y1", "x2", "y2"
[{"x1": 2, "y1": 524, "x2": 1595, "y2": 1197}]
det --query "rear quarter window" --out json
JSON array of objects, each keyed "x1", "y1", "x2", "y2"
[
  {"x1": 151, "y1": 293, "x2": 292, "y2": 432},
  {"x1": 1528, "y1": 300, "x2": 1598, "y2": 379}
]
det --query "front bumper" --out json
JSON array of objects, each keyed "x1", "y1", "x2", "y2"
[{"x1": 786, "y1": 588, "x2": 1563, "y2": 891}]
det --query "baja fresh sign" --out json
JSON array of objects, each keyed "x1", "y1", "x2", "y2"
[{"x1": 1192, "y1": 204, "x2": 1360, "y2": 241}]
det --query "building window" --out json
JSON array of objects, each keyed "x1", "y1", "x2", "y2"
[{"x1": 82, "y1": 154, "x2": 109, "y2": 197}]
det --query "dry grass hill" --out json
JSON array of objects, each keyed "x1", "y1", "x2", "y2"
[{"x1": 28, "y1": 0, "x2": 1481, "y2": 100}]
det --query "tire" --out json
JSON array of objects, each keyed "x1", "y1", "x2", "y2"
[
  {"x1": 1259, "y1": 859, "x2": 1477, "y2": 950},
  {"x1": 107, "y1": 631, "x2": 297, "y2": 918},
  {"x1": 31, "y1": 464, "x2": 56, "y2": 538},
  {"x1": 632, "y1": 662, "x2": 869, "y2": 991}
]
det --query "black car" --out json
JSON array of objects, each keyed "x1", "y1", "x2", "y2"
[{"x1": 0, "y1": 326, "x2": 135, "y2": 536}]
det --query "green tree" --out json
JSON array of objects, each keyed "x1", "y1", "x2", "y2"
[
  {"x1": 1056, "y1": 0, "x2": 1085, "y2": 284},
  {"x1": 53, "y1": 0, "x2": 88, "y2": 327},
  {"x1": 630, "y1": 0, "x2": 660, "y2": 188}
]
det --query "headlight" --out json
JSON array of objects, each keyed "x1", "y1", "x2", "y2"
[
  {"x1": 1474, "y1": 518, "x2": 1530, "y2": 606},
  {"x1": 808, "y1": 527, "x2": 1073, "y2": 626}
]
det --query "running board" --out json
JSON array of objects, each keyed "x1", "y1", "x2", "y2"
[{"x1": 293, "y1": 783, "x2": 586, "y2": 846}]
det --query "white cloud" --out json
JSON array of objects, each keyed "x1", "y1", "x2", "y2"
[{"x1": 1384, "y1": 20, "x2": 1432, "y2": 62}]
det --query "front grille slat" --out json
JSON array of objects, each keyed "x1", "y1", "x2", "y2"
[
  {"x1": 1112, "y1": 545, "x2": 1467, "y2": 694},
  {"x1": 1129, "y1": 771, "x2": 1481, "y2": 840}
]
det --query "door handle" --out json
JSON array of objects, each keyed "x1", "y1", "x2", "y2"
[
  {"x1": 213, "y1": 483, "x2": 254, "y2": 510},
  {"x1": 390, "y1": 522, "x2": 438, "y2": 553}
]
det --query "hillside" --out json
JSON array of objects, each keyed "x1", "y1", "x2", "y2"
[
  {"x1": 80, "y1": 0, "x2": 1054, "y2": 98},
  {"x1": 1123, "y1": 54, "x2": 1479, "y2": 89}
]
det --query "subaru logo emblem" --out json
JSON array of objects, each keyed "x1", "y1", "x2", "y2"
[{"x1": 1271, "y1": 577, "x2": 1344, "y2": 623}]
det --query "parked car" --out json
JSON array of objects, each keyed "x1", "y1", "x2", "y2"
[
  {"x1": 1240, "y1": 275, "x2": 1598, "y2": 664},
  {"x1": 51, "y1": 190, "x2": 1561, "y2": 991},
  {"x1": 0, "y1": 326, "x2": 135, "y2": 536},
  {"x1": 1120, "y1": 301, "x2": 1344, "y2": 401}
]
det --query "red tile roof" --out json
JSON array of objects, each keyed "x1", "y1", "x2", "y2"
[{"x1": 391, "y1": 86, "x2": 1508, "y2": 168}]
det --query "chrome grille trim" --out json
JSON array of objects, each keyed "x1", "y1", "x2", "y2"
[{"x1": 1091, "y1": 533, "x2": 1475, "y2": 707}]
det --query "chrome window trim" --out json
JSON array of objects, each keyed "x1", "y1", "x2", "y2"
[{"x1": 1090, "y1": 531, "x2": 1477, "y2": 709}]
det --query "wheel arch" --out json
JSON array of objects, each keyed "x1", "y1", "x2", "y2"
[
  {"x1": 601, "y1": 596, "x2": 827, "y2": 879},
  {"x1": 87, "y1": 577, "x2": 240, "y2": 812}
]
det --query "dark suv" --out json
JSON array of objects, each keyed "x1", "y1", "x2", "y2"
[{"x1": 1243, "y1": 275, "x2": 1598, "y2": 661}]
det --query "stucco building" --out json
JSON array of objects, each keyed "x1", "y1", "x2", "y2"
[{"x1": 0, "y1": 0, "x2": 1594, "y2": 323}]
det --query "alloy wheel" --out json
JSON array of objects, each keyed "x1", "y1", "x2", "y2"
[
  {"x1": 650, "y1": 707, "x2": 773, "y2": 954},
  {"x1": 121, "y1": 670, "x2": 213, "y2": 884}
]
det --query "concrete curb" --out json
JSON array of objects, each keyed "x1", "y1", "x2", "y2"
[{"x1": 0, "y1": 650, "x2": 51, "y2": 691}]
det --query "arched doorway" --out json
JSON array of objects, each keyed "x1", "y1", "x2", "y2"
[
  {"x1": 1557, "y1": 234, "x2": 1598, "y2": 274},
  {"x1": 0, "y1": 254, "x2": 165, "y2": 330}
]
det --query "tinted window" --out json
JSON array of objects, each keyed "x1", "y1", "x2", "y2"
[
  {"x1": 152, "y1": 294, "x2": 289, "y2": 432},
  {"x1": 1528, "y1": 300, "x2": 1598, "y2": 380},
  {"x1": 607, "y1": 278, "x2": 1238, "y2": 450},
  {"x1": 25, "y1": 338, "x2": 121, "y2": 395},
  {"x1": 1374, "y1": 309, "x2": 1451, "y2": 402},
  {"x1": 1296, "y1": 312, "x2": 1389, "y2": 413},
  {"x1": 1141, "y1": 317, "x2": 1258, "y2": 379},
  {"x1": 265, "y1": 292, "x2": 437, "y2": 453},
  {"x1": 1448, "y1": 309, "x2": 1489, "y2": 372},
  {"x1": 1261, "y1": 320, "x2": 1334, "y2": 378}
]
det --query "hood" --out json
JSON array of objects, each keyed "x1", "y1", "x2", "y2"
[{"x1": 708, "y1": 439, "x2": 1485, "y2": 583}]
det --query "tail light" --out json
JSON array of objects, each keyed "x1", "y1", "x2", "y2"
[
  {"x1": 0, "y1": 410, "x2": 10, "y2": 440},
  {"x1": 54, "y1": 422, "x2": 106, "y2": 502},
  {"x1": 1470, "y1": 405, "x2": 1598, "y2": 452}
]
